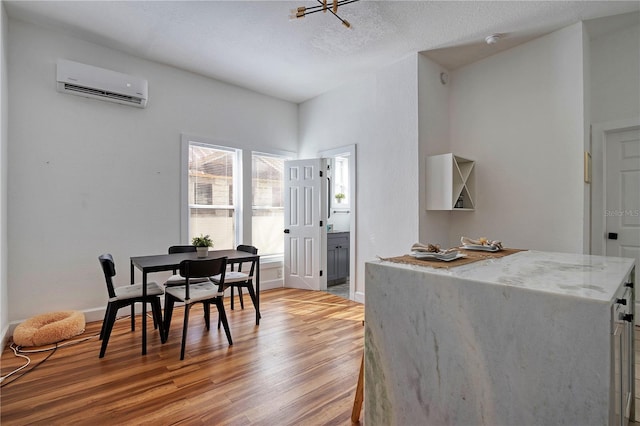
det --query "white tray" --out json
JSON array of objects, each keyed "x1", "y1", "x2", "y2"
[
  {"x1": 461, "y1": 244, "x2": 501, "y2": 252},
  {"x1": 410, "y1": 251, "x2": 466, "y2": 262}
]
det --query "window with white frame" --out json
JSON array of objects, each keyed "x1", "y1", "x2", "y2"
[
  {"x1": 183, "y1": 137, "x2": 289, "y2": 257},
  {"x1": 333, "y1": 155, "x2": 350, "y2": 207},
  {"x1": 252, "y1": 153, "x2": 285, "y2": 256},
  {"x1": 187, "y1": 143, "x2": 238, "y2": 250}
]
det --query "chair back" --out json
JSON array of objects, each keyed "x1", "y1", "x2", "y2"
[
  {"x1": 179, "y1": 257, "x2": 227, "y2": 299},
  {"x1": 168, "y1": 245, "x2": 196, "y2": 254},
  {"x1": 236, "y1": 245, "x2": 258, "y2": 277},
  {"x1": 237, "y1": 245, "x2": 258, "y2": 255},
  {"x1": 98, "y1": 253, "x2": 117, "y2": 298},
  {"x1": 168, "y1": 245, "x2": 196, "y2": 274}
]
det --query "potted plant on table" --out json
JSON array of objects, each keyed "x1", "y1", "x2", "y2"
[
  {"x1": 192, "y1": 234, "x2": 213, "y2": 258},
  {"x1": 335, "y1": 193, "x2": 345, "y2": 204}
]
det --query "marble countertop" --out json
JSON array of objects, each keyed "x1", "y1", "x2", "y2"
[{"x1": 372, "y1": 250, "x2": 635, "y2": 302}]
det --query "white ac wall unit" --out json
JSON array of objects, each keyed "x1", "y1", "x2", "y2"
[{"x1": 56, "y1": 59, "x2": 148, "y2": 108}]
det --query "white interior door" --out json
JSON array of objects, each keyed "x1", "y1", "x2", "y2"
[
  {"x1": 284, "y1": 159, "x2": 327, "y2": 291},
  {"x1": 605, "y1": 127, "x2": 640, "y2": 270}
]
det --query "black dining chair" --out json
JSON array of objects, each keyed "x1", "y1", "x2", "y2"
[
  {"x1": 98, "y1": 253, "x2": 165, "y2": 358},
  {"x1": 164, "y1": 245, "x2": 208, "y2": 286},
  {"x1": 212, "y1": 245, "x2": 260, "y2": 330},
  {"x1": 211, "y1": 245, "x2": 260, "y2": 318},
  {"x1": 163, "y1": 256, "x2": 233, "y2": 360}
]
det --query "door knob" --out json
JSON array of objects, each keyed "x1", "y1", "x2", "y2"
[
  {"x1": 284, "y1": 229, "x2": 290, "y2": 234},
  {"x1": 608, "y1": 232, "x2": 618, "y2": 240}
]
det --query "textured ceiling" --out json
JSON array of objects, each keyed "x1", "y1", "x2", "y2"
[{"x1": 5, "y1": 1, "x2": 640, "y2": 103}]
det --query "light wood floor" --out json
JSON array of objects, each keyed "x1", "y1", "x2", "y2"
[{"x1": 0, "y1": 288, "x2": 365, "y2": 425}]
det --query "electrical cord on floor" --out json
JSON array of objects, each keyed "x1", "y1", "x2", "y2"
[
  {"x1": 1, "y1": 312, "x2": 156, "y2": 387},
  {"x1": 0, "y1": 332, "x2": 100, "y2": 388},
  {"x1": 0, "y1": 343, "x2": 57, "y2": 388}
]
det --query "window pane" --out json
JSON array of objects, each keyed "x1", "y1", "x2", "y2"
[
  {"x1": 252, "y1": 209, "x2": 284, "y2": 256},
  {"x1": 189, "y1": 208, "x2": 235, "y2": 249},
  {"x1": 194, "y1": 182, "x2": 212, "y2": 205},
  {"x1": 189, "y1": 144, "x2": 234, "y2": 206},
  {"x1": 252, "y1": 155, "x2": 284, "y2": 208},
  {"x1": 333, "y1": 155, "x2": 349, "y2": 205},
  {"x1": 252, "y1": 154, "x2": 285, "y2": 255},
  {"x1": 189, "y1": 143, "x2": 236, "y2": 249}
]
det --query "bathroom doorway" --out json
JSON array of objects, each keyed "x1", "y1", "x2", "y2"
[{"x1": 320, "y1": 145, "x2": 356, "y2": 300}]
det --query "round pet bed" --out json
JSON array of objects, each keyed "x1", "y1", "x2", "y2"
[{"x1": 13, "y1": 310, "x2": 85, "y2": 347}]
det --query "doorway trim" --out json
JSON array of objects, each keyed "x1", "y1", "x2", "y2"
[
  {"x1": 591, "y1": 118, "x2": 640, "y2": 256},
  {"x1": 319, "y1": 144, "x2": 358, "y2": 302}
]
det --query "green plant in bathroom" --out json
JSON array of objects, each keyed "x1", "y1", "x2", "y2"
[{"x1": 335, "y1": 193, "x2": 345, "y2": 203}]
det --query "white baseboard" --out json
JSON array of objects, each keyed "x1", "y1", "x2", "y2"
[
  {"x1": 354, "y1": 291, "x2": 365, "y2": 304},
  {"x1": 259, "y1": 278, "x2": 284, "y2": 291}
]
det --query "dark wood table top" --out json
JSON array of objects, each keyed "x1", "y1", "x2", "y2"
[{"x1": 131, "y1": 249, "x2": 259, "y2": 273}]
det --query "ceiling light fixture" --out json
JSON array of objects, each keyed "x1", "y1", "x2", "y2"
[{"x1": 289, "y1": 0, "x2": 360, "y2": 29}]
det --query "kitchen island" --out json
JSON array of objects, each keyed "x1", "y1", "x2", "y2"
[{"x1": 365, "y1": 250, "x2": 636, "y2": 425}]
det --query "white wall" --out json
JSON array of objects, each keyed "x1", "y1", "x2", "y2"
[
  {"x1": 299, "y1": 54, "x2": 420, "y2": 301},
  {"x1": 1, "y1": 2, "x2": 9, "y2": 347},
  {"x1": 448, "y1": 23, "x2": 587, "y2": 253},
  {"x1": 7, "y1": 19, "x2": 297, "y2": 324},
  {"x1": 590, "y1": 21, "x2": 640, "y2": 124},
  {"x1": 418, "y1": 54, "x2": 451, "y2": 246}
]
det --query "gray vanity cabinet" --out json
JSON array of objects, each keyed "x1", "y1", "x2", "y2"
[{"x1": 327, "y1": 232, "x2": 349, "y2": 285}]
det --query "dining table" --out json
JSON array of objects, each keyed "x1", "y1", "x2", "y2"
[{"x1": 130, "y1": 249, "x2": 260, "y2": 355}]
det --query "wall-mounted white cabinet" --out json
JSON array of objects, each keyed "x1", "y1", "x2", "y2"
[{"x1": 426, "y1": 153, "x2": 475, "y2": 210}]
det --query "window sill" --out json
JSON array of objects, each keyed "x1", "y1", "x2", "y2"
[{"x1": 259, "y1": 255, "x2": 283, "y2": 268}]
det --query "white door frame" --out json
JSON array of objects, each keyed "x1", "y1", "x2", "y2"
[
  {"x1": 591, "y1": 118, "x2": 640, "y2": 323},
  {"x1": 319, "y1": 144, "x2": 358, "y2": 302},
  {"x1": 591, "y1": 118, "x2": 640, "y2": 256}
]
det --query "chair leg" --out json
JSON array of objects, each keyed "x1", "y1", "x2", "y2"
[
  {"x1": 99, "y1": 303, "x2": 120, "y2": 358},
  {"x1": 130, "y1": 304, "x2": 135, "y2": 331},
  {"x1": 351, "y1": 353, "x2": 365, "y2": 422},
  {"x1": 230, "y1": 286, "x2": 235, "y2": 310},
  {"x1": 237, "y1": 286, "x2": 245, "y2": 309},
  {"x1": 246, "y1": 283, "x2": 261, "y2": 319},
  {"x1": 203, "y1": 302, "x2": 211, "y2": 331},
  {"x1": 216, "y1": 298, "x2": 233, "y2": 346},
  {"x1": 150, "y1": 298, "x2": 165, "y2": 343},
  {"x1": 99, "y1": 305, "x2": 111, "y2": 340},
  {"x1": 152, "y1": 307, "x2": 158, "y2": 330},
  {"x1": 163, "y1": 296, "x2": 175, "y2": 342},
  {"x1": 180, "y1": 304, "x2": 192, "y2": 360}
]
